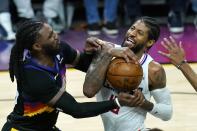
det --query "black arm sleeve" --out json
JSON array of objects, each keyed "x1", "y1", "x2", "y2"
[
  {"x1": 60, "y1": 42, "x2": 94, "y2": 72},
  {"x1": 60, "y1": 42, "x2": 78, "y2": 64},
  {"x1": 55, "y1": 91, "x2": 118, "y2": 118},
  {"x1": 74, "y1": 52, "x2": 95, "y2": 72}
]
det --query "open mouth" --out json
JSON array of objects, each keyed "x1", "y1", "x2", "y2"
[{"x1": 124, "y1": 37, "x2": 135, "y2": 48}]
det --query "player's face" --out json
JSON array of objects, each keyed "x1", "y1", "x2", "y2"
[
  {"x1": 122, "y1": 20, "x2": 150, "y2": 54},
  {"x1": 37, "y1": 23, "x2": 60, "y2": 56}
]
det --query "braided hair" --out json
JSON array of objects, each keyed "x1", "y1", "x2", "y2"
[
  {"x1": 137, "y1": 16, "x2": 160, "y2": 42},
  {"x1": 137, "y1": 16, "x2": 160, "y2": 50},
  {"x1": 9, "y1": 19, "x2": 44, "y2": 84}
]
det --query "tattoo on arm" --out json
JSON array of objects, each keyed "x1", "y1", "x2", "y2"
[
  {"x1": 83, "y1": 51, "x2": 113, "y2": 97},
  {"x1": 150, "y1": 65, "x2": 166, "y2": 90}
]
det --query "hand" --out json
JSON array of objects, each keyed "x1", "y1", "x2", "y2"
[
  {"x1": 84, "y1": 37, "x2": 114, "y2": 54},
  {"x1": 117, "y1": 89, "x2": 145, "y2": 107},
  {"x1": 158, "y1": 36, "x2": 186, "y2": 66},
  {"x1": 84, "y1": 37, "x2": 103, "y2": 54},
  {"x1": 109, "y1": 47, "x2": 138, "y2": 63}
]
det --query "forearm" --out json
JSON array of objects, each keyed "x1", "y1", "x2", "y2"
[
  {"x1": 83, "y1": 51, "x2": 113, "y2": 97},
  {"x1": 148, "y1": 88, "x2": 173, "y2": 121},
  {"x1": 74, "y1": 52, "x2": 94, "y2": 72},
  {"x1": 70, "y1": 101, "x2": 117, "y2": 118},
  {"x1": 139, "y1": 94, "x2": 172, "y2": 121},
  {"x1": 55, "y1": 92, "x2": 118, "y2": 118},
  {"x1": 140, "y1": 99, "x2": 154, "y2": 111},
  {"x1": 179, "y1": 63, "x2": 197, "y2": 91}
]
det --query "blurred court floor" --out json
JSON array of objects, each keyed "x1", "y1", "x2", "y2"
[{"x1": 0, "y1": 64, "x2": 197, "y2": 131}]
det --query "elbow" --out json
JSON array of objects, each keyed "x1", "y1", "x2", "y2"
[
  {"x1": 162, "y1": 114, "x2": 172, "y2": 121},
  {"x1": 194, "y1": 83, "x2": 197, "y2": 92},
  {"x1": 162, "y1": 108, "x2": 173, "y2": 121},
  {"x1": 83, "y1": 89, "x2": 95, "y2": 98},
  {"x1": 70, "y1": 111, "x2": 84, "y2": 119},
  {"x1": 72, "y1": 114, "x2": 83, "y2": 119},
  {"x1": 83, "y1": 84, "x2": 96, "y2": 98}
]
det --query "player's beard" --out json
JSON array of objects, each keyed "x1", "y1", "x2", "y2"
[
  {"x1": 121, "y1": 40, "x2": 145, "y2": 54},
  {"x1": 42, "y1": 43, "x2": 60, "y2": 57},
  {"x1": 131, "y1": 43, "x2": 145, "y2": 54}
]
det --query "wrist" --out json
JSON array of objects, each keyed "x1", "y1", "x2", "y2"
[
  {"x1": 176, "y1": 60, "x2": 187, "y2": 69},
  {"x1": 106, "y1": 47, "x2": 113, "y2": 55},
  {"x1": 139, "y1": 98, "x2": 146, "y2": 107},
  {"x1": 114, "y1": 98, "x2": 121, "y2": 108}
]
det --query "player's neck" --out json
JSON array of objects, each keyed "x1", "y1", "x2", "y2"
[
  {"x1": 135, "y1": 50, "x2": 145, "y2": 60},
  {"x1": 33, "y1": 54, "x2": 55, "y2": 67}
]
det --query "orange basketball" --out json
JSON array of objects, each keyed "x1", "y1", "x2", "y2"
[{"x1": 106, "y1": 58, "x2": 143, "y2": 92}]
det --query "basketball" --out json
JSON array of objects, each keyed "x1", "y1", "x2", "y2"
[{"x1": 106, "y1": 58, "x2": 143, "y2": 92}]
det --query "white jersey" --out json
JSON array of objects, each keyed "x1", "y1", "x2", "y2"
[{"x1": 96, "y1": 53, "x2": 153, "y2": 131}]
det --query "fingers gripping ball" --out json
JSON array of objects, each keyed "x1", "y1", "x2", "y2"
[{"x1": 106, "y1": 58, "x2": 143, "y2": 92}]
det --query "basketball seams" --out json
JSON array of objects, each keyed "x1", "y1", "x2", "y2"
[{"x1": 107, "y1": 58, "x2": 143, "y2": 91}]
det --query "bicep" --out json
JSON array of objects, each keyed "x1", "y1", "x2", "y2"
[
  {"x1": 60, "y1": 42, "x2": 78, "y2": 64},
  {"x1": 60, "y1": 42, "x2": 94, "y2": 72},
  {"x1": 74, "y1": 52, "x2": 94, "y2": 72},
  {"x1": 149, "y1": 62, "x2": 166, "y2": 91}
]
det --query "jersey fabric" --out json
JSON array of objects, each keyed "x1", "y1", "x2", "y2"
[
  {"x1": 96, "y1": 53, "x2": 153, "y2": 131},
  {"x1": 4, "y1": 42, "x2": 77, "y2": 131},
  {"x1": 2, "y1": 41, "x2": 121, "y2": 131}
]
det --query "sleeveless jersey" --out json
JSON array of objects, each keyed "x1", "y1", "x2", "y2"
[{"x1": 96, "y1": 53, "x2": 153, "y2": 131}]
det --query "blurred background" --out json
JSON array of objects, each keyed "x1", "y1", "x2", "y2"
[{"x1": 0, "y1": 0, "x2": 197, "y2": 130}]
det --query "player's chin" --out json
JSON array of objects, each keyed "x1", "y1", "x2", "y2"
[
  {"x1": 55, "y1": 40, "x2": 60, "y2": 48},
  {"x1": 56, "y1": 44, "x2": 60, "y2": 51},
  {"x1": 123, "y1": 41, "x2": 135, "y2": 49}
]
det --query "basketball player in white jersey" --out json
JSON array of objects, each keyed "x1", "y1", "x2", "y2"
[{"x1": 83, "y1": 16, "x2": 173, "y2": 131}]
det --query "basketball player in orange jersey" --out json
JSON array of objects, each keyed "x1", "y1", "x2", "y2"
[
  {"x1": 158, "y1": 36, "x2": 197, "y2": 91},
  {"x1": 83, "y1": 16, "x2": 173, "y2": 131}
]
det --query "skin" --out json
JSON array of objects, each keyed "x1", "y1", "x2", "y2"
[
  {"x1": 31, "y1": 23, "x2": 60, "y2": 67},
  {"x1": 83, "y1": 37, "x2": 140, "y2": 106},
  {"x1": 122, "y1": 20, "x2": 166, "y2": 110},
  {"x1": 31, "y1": 24, "x2": 106, "y2": 67},
  {"x1": 30, "y1": 23, "x2": 147, "y2": 107},
  {"x1": 83, "y1": 20, "x2": 167, "y2": 111},
  {"x1": 158, "y1": 36, "x2": 197, "y2": 91}
]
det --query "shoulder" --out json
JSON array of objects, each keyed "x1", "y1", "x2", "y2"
[
  {"x1": 148, "y1": 61, "x2": 163, "y2": 74},
  {"x1": 24, "y1": 67, "x2": 55, "y2": 90},
  {"x1": 148, "y1": 61, "x2": 166, "y2": 91},
  {"x1": 23, "y1": 67, "x2": 59, "y2": 102}
]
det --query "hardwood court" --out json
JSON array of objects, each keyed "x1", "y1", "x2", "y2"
[{"x1": 0, "y1": 64, "x2": 197, "y2": 131}]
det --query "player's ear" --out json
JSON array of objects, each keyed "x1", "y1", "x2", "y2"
[
  {"x1": 32, "y1": 43, "x2": 42, "y2": 51},
  {"x1": 147, "y1": 40, "x2": 155, "y2": 48}
]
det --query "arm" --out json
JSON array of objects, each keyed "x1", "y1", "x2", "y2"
[
  {"x1": 179, "y1": 63, "x2": 197, "y2": 91},
  {"x1": 55, "y1": 91, "x2": 118, "y2": 118},
  {"x1": 158, "y1": 36, "x2": 197, "y2": 91},
  {"x1": 83, "y1": 48, "x2": 113, "y2": 98},
  {"x1": 60, "y1": 41, "x2": 95, "y2": 72},
  {"x1": 24, "y1": 67, "x2": 118, "y2": 118},
  {"x1": 140, "y1": 61, "x2": 172, "y2": 121},
  {"x1": 61, "y1": 37, "x2": 111, "y2": 72},
  {"x1": 24, "y1": 67, "x2": 140, "y2": 118},
  {"x1": 83, "y1": 41, "x2": 138, "y2": 98}
]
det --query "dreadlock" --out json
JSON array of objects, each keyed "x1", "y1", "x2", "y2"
[{"x1": 9, "y1": 19, "x2": 44, "y2": 84}]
